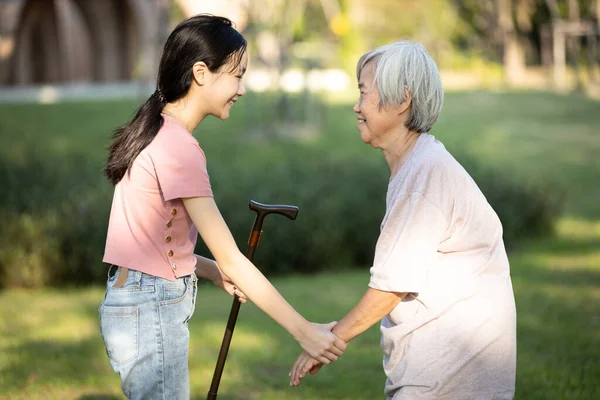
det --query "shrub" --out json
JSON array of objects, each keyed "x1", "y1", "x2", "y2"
[{"x1": 0, "y1": 102, "x2": 563, "y2": 288}]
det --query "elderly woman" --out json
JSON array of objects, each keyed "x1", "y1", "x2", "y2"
[{"x1": 290, "y1": 41, "x2": 517, "y2": 399}]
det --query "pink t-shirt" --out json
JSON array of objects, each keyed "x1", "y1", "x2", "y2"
[{"x1": 103, "y1": 114, "x2": 213, "y2": 280}]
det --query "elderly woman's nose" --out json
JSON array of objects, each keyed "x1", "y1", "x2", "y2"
[{"x1": 353, "y1": 102, "x2": 360, "y2": 113}]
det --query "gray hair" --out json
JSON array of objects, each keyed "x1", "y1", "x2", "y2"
[{"x1": 356, "y1": 41, "x2": 444, "y2": 133}]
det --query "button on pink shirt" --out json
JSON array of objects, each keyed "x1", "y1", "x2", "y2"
[{"x1": 103, "y1": 114, "x2": 213, "y2": 280}]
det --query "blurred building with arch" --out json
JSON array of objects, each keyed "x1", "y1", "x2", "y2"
[{"x1": 0, "y1": 0, "x2": 247, "y2": 87}]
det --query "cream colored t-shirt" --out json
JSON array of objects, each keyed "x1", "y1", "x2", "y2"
[{"x1": 369, "y1": 133, "x2": 516, "y2": 400}]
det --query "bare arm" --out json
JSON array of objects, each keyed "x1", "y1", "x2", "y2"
[
  {"x1": 290, "y1": 287, "x2": 405, "y2": 386},
  {"x1": 332, "y1": 287, "x2": 406, "y2": 342},
  {"x1": 182, "y1": 196, "x2": 346, "y2": 364}
]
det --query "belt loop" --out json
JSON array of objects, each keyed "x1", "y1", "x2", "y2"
[
  {"x1": 133, "y1": 270, "x2": 142, "y2": 285},
  {"x1": 113, "y1": 267, "x2": 129, "y2": 288}
]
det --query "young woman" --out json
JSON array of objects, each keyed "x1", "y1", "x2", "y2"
[{"x1": 99, "y1": 14, "x2": 346, "y2": 400}]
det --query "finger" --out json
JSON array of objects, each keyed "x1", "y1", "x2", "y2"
[
  {"x1": 293, "y1": 360, "x2": 307, "y2": 386},
  {"x1": 333, "y1": 337, "x2": 348, "y2": 352},
  {"x1": 316, "y1": 355, "x2": 331, "y2": 365},
  {"x1": 296, "y1": 357, "x2": 319, "y2": 385},
  {"x1": 290, "y1": 363, "x2": 297, "y2": 385},
  {"x1": 309, "y1": 364, "x2": 323, "y2": 375},
  {"x1": 290, "y1": 356, "x2": 304, "y2": 386},
  {"x1": 227, "y1": 286, "x2": 235, "y2": 296},
  {"x1": 234, "y1": 286, "x2": 247, "y2": 298},
  {"x1": 323, "y1": 321, "x2": 337, "y2": 330},
  {"x1": 322, "y1": 350, "x2": 339, "y2": 362},
  {"x1": 294, "y1": 357, "x2": 306, "y2": 386},
  {"x1": 294, "y1": 358, "x2": 309, "y2": 385},
  {"x1": 300, "y1": 358, "x2": 319, "y2": 376},
  {"x1": 328, "y1": 343, "x2": 344, "y2": 357},
  {"x1": 235, "y1": 290, "x2": 246, "y2": 303}
]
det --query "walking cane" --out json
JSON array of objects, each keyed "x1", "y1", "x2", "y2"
[{"x1": 207, "y1": 200, "x2": 299, "y2": 400}]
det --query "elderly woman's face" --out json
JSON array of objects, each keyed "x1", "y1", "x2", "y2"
[{"x1": 353, "y1": 64, "x2": 405, "y2": 149}]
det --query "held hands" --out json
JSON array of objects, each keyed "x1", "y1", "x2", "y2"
[
  {"x1": 213, "y1": 265, "x2": 247, "y2": 303},
  {"x1": 290, "y1": 351, "x2": 322, "y2": 386},
  {"x1": 293, "y1": 321, "x2": 344, "y2": 380}
]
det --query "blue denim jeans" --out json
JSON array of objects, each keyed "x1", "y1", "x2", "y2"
[{"x1": 99, "y1": 266, "x2": 198, "y2": 400}]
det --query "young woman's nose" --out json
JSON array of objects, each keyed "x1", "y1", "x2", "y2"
[{"x1": 238, "y1": 81, "x2": 246, "y2": 97}]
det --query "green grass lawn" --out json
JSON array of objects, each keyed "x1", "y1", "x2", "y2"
[
  {"x1": 1, "y1": 218, "x2": 598, "y2": 399},
  {"x1": 0, "y1": 90, "x2": 599, "y2": 399}
]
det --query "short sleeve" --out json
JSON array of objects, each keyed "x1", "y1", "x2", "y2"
[
  {"x1": 153, "y1": 141, "x2": 213, "y2": 201},
  {"x1": 369, "y1": 192, "x2": 446, "y2": 294}
]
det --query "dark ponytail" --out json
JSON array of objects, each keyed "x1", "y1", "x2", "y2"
[
  {"x1": 104, "y1": 91, "x2": 165, "y2": 184},
  {"x1": 104, "y1": 15, "x2": 247, "y2": 185}
]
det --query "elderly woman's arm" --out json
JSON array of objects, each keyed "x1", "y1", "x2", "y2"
[
  {"x1": 290, "y1": 288, "x2": 405, "y2": 386},
  {"x1": 332, "y1": 288, "x2": 405, "y2": 341}
]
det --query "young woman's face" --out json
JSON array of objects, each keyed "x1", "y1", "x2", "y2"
[{"x1": 205, "y1": 51, "x2": 248, "y2": 120}]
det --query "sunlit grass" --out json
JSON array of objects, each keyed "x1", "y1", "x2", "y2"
[
  {"x1": 508, "y1": 217, "x2": 600, "y2": 400},
  {"x1": 1, "y1": 224, "x2": 598, "y2": 399},
  {"x1": 557, "y1": 218, "x2": 600, "y2": 240}
]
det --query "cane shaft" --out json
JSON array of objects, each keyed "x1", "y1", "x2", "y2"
[
  {"x1": 207, "y1": 230, "x2": 261, "y2": 399},
  {"x1": 207, "y1": 200, "x2": 298, "y2": 400}
]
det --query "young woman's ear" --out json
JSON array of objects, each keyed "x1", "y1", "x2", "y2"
[{"x1": 192, "y1": 62, "x2": 209, "y2": 86}]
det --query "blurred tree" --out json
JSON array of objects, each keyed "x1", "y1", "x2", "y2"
[
  {"x1": 498, "y1": 0, "x2": 525, "y2": 83},
  {"x1": 343, "y1": 0, "x2": 466, "y2": 69},
  {"x1": 454, "y1": 0, "x2": 599, "y2": 86},
  {"x1": 242, "y1": 0, "x2": 598, "y2": 98}
]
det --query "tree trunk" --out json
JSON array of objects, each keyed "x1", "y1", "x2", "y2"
[
  {"x1": 498, "y1": 0, "x2": 525, "y2": 85},
  {"x1": 544, "y1": 0, "x2": 559, "y2": 20},
  {"x1": 553, "y1": 21, "x2": 567, "y2": 88},
  {"x1": 567, "y1": 0, "x2": 583, "y2": 90}
]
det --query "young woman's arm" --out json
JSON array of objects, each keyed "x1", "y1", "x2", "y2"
[{"x1": 183, "y1": 196, "x2": 346, "y2": 364}]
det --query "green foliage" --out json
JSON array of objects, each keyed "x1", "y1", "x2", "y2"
[
  {"x1": 206, "y1": 146, "x2": 387, "y2": 275},
  {"x1": 458, "y1": 157, "x2": 565, "y2": 242},
  {"x1": 0, "y1": 93, "x2": 570, "y2": 288},
  {"x1": 0, "y1": 148, "x2": 112, "y2": 288}
]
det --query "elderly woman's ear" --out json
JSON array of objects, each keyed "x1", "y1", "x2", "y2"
[{"x1": 396, "y1": 87, "x2": 412, "y2": 115}]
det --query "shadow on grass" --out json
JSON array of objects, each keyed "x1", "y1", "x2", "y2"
[
  {"x1": 2, "y1": 223, "x2": 599, "y2": 399},
  {"x1": 511, "y1": 231, "x2": 600, "y2": 400},
  {"x1": 0, "y1": 303, "x2": 113, "y2": 393}
]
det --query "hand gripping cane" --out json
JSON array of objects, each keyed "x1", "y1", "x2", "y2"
[{"x1": 207, "y1": 200, "x2": 299, "y2": 400}]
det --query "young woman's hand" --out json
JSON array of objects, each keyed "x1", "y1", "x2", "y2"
[
  {"x1": 213, "y1": 266, "x2": 247, "y2": 303},
  {"x1": 295, "y1": 321, "x2": 346, "y2": 365}
]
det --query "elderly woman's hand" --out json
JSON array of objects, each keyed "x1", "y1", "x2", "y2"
[{"x1": 289, "y1": 351, "x2": 325, "y2": 386}]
